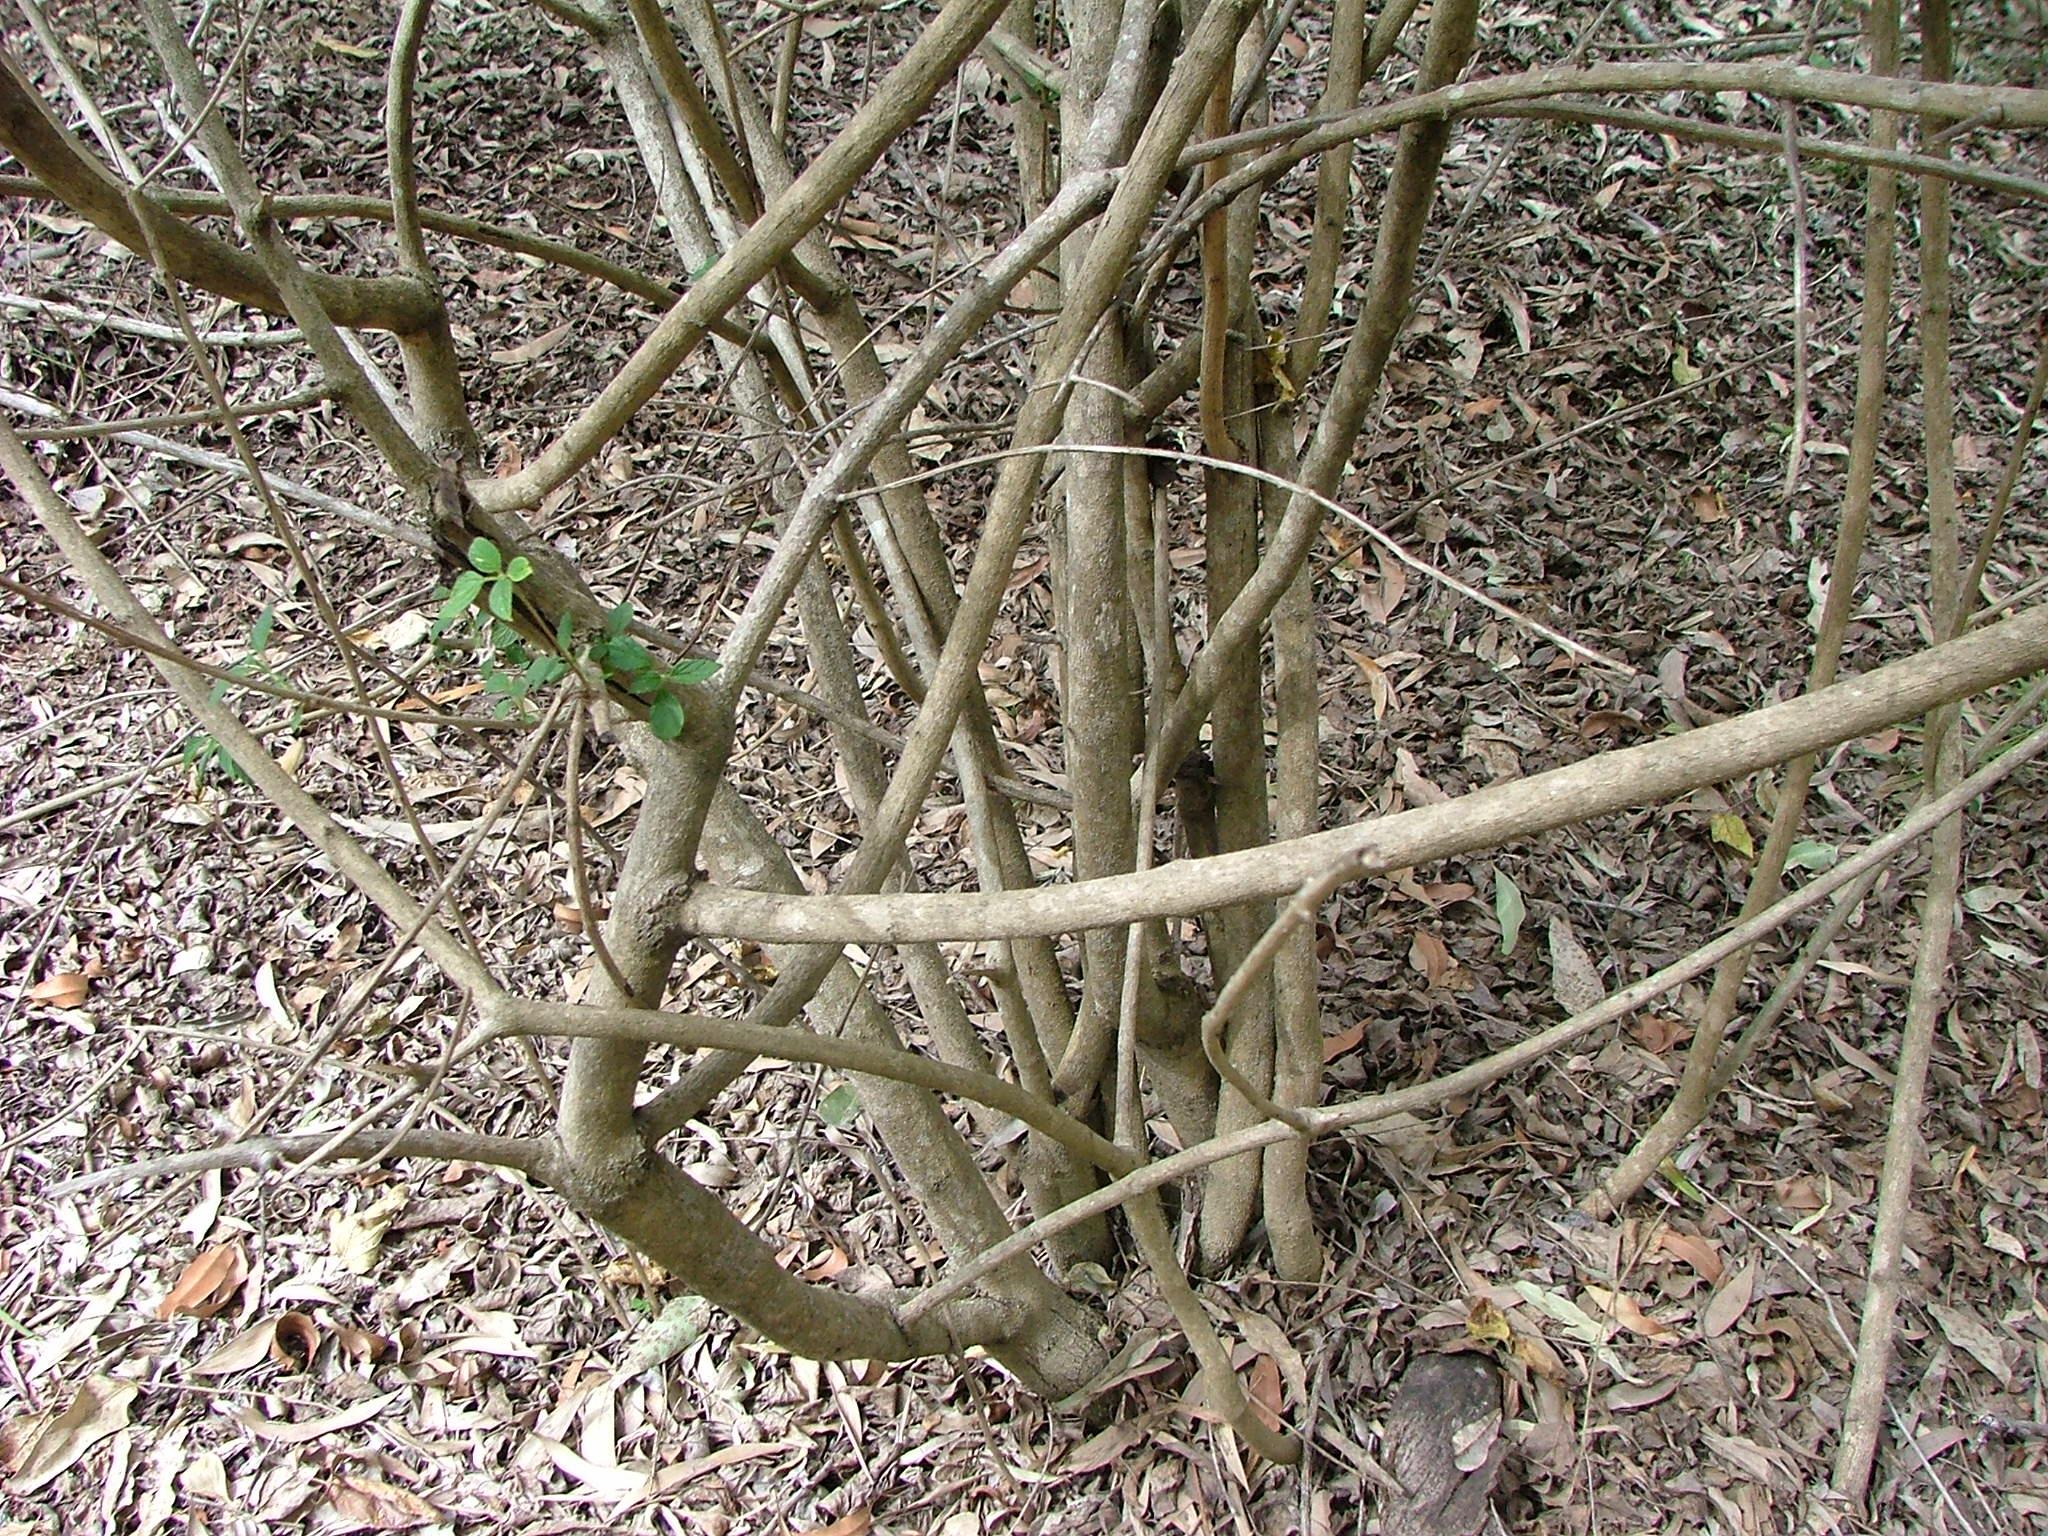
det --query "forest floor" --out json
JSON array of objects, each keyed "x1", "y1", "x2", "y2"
[{"x1": 4, "y1": 2, "x2": 2048, "y2": 1533}]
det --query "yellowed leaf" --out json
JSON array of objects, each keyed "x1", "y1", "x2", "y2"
[
  {"x1": 1709, "y1": 812, "x2": 1755, "y2": 858},
  {"x1": 329, "y1": 1187, "x2": 408, "y2": 1275},
  {"x1": 313, "y1": 32, "x2": 380, "y2": 59},
  {"x1": 1466, "y1": 1296, "x2": 1511, "y2": 1344}
]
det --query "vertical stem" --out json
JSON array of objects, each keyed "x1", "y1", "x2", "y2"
[
  {"x1": 1834, "y1": 0, "x2": 1959, "y2": 1503},
  {"x1": 1596, "y1": 0, "x2": 1903, "y2": 1213}
]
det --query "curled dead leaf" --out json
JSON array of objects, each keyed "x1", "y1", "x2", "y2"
[
  {"x1": 270, "y1": 1311, "x2": 320, "y2": 1370},
  {"x1": 157, "y1": 1240, "x2": 248, "y2": 1321}
]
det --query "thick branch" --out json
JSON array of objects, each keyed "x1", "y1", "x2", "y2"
[{"x1": 675, "y1": 601, "x2": 2048, "y2": 941}]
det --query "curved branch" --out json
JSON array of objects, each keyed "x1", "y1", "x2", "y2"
[
  {"x1": 469, "y1": 0, "x2": 1019, "y2": 513},
  {"x1": 675, "y1": 600, "x2": 2048, "y2": 941},
  {"x1": 482, "y1": 996, "x2": 1135, "y2": 1176},
  {"x1": 0, "y1": 49, "x2": 441, "y2": 335}
]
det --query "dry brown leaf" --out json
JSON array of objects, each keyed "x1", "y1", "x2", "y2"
[
  {"x1": 1247, "y1": 1353, "x2": 1285, "y2": 1433},
  {"x1": 28, "y1": 971, "x2": 90, "y2": 1006},
  {"x1": 1064, "y1": 1419, "x2": 1147, "y2": 1476},
  {"x1": 156, "y1": 1240, "x2": 247, "y2": 1321},
  {"x1": 189, "y1": 1317, "x2": 279, "y2": 1377},
  {"x1": 1688, "y1": 485, "x2": 1729, "y2": 522},
  {"x1": 1321, "y1": 1018, "x2": 1367, "y2": 1063},
  {"x1": 801, "y1": 1508, "x2": 873, "y2": 1536},
  {"x1": 1699, "y1": 1260, "x2": 1756, "y2": 1339},
  {"x1": 1602, "y1": 1371, "x2": 1682, "y2": 1412},
  {"x1": 1409, "y1": 929, "x2": 1452, "y2": 988},
  {"x1": 8, "y1": 1374, "x2": 137, "y2": 1493},
  {"x1": 1656, "y1": 1230, "x2": 1724, "y2": 1284},
  {"x1": 1511, "y1": 1330, "x2": 1569, "y2": 1384},
  {"x1": 1547, "y1": 915, "x2": 1605, "y2": 1014},
  {"x1": 491, "y1": 321, "x2": 571, "y2": 365},
  {"x1": 232, "y1": 1393, "x2": 400, "y2": 1446},
  {"x1": 1927, "y1": 1302, "x2": 2015, "y2": 1390},
  {"x1": 325, "y1": 1474, "x2": 439, "y2": 1530},
  {"x1": 1583, "y1": 1285, "x2": 1675, "y2": 1341},
  {"x1": 1361, "y1": 546, "x2": 1409, "y2": 624},
  {"x1": 335, "y1": 1326, "x2": 394, "y2": 1367},
  {"x1": 1631, "y1": 1013, "x2": 1689, "y2": 1054}
]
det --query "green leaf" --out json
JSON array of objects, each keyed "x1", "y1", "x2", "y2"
[
  {"x1": 1671, "y1": 345, "x2": 1703, "y2": 388},
  {"x1": 819, "y1": 1083, "x2": 860, "y2": 1128},
  {"x1": 488, "y1": 576, "x2": 516, "y2": 622},
  {"x1": 669, "y1": 658, "x2": 719, "y2": 686},
  {"x1": 606, "y1": 601, "x2": 634, "y2": 638},
  {"x1": 483, "y1": 666, "x2": 525, "y2": 696},
  {"x1": 1494, "y1": 870, "x2": 1526, "y2": 955},
  {"x1": 526, "y1": 656, "x2": 566, "y2": 687},
  {"x1": 606, "y1": 636, "x2": 653, "y2": 676},
  {"x1": 467, "y1": 536, "x2": 503, "y2": 574},
  {"x1": 1785, "y1": 839, "x2": 1838, "y2": 872},
  {"x1": 504, "y1": 555, "x2": 533, "y2": 583},
  {"x1": 629, "y1": 667, "x2": 666, "y2": 697},
  {"x1": 555, "y1": 613, "x2": 576, "y2": 653},
  {"x1": 618, "y1": 1295, "x2": 707, "y2": 1377},
  {"x1": 448, "y1": 569, "x2": 486, "y2": 613},
  {"x1": 248, "y1": 605, "x2": 277, "y2": 652},
  {"x1": 648, "y1": 692, "x2": 685, "y2": 740}
]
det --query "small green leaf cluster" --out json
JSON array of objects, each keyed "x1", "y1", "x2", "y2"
[
  {"x1": 184, "y1": 606, "x2": 295, "y2": 785},
  {"x1": 431, "y1": 538, "x2": 715, "y2": 738},
  {"x1": 430, "y1": 537, "x2": 561, "y2": 712},
  {"x1": 583, "y1": 601, "x2": 717, "y2": 740}
]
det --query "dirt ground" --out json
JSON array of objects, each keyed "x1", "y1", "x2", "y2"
[{"x1": 4, "y1": 2, "x2": 2048, "y2": 1532}]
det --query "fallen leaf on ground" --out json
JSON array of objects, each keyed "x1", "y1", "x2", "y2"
[
  {"x1": 157, "y1": 1240, "x2": 247, "y2": 1321},
  {"x1": 8, "y1": 1374, "x2": 137, "y2": 1493}
]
